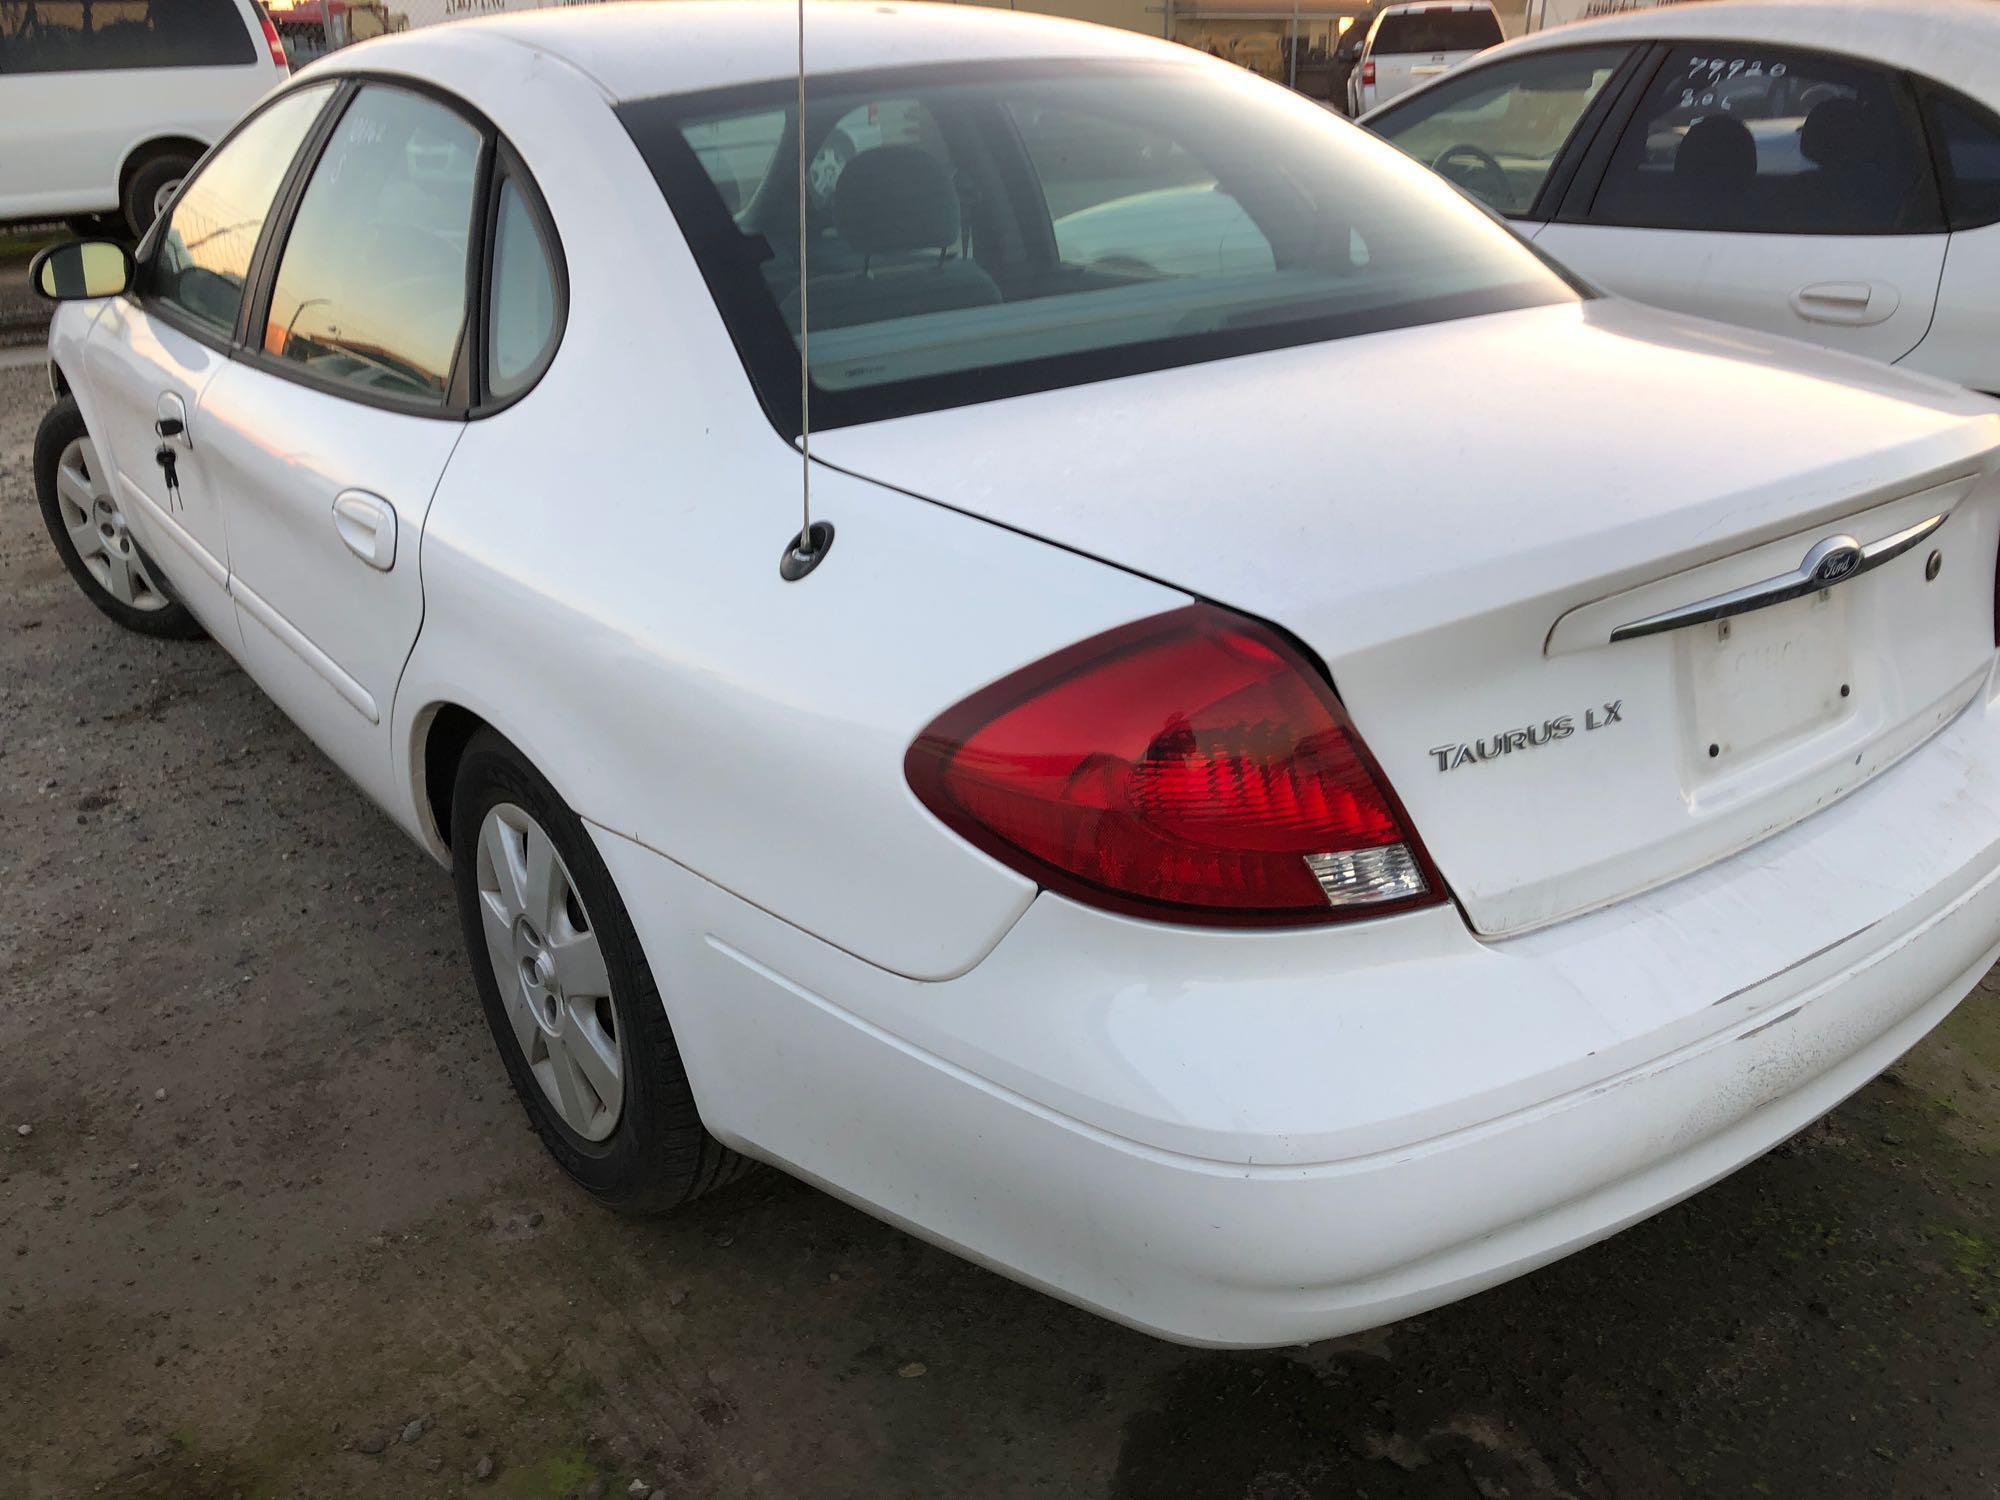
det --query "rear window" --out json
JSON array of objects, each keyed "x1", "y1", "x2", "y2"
[
  {"x1": 1372, "y1": 9, "x2": 1504, "y2": 56},
  {"x1": 619, "y1": 59, "x2": 1577, "y2": 432},
  {"x1": 0, "y1": 0, "x2": 255, "y2": 73}
]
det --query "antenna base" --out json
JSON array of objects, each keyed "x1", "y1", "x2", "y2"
[{"x1": 779, "y1": 520, "x2": 835, "y2": 581}]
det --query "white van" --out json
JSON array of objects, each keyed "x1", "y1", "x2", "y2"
[
  {"x1": 0, "y1": 0, "x2": 289, "y2": 236},
  {"x1": 1347, "y1": 1, "x2": 1504, "y2": 115}
]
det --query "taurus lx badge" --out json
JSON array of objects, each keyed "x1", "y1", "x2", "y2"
[{"x1": 1429, "y1": 700, "x2": 1623, "y2": 773}]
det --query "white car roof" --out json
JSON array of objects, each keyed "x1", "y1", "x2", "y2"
[
  {"x1": 1495, "y1": 0, "x2": 2000, "y2": 105},
  {"x1": 333, "y1": 0, "x2": 1190, "y2": 105}
]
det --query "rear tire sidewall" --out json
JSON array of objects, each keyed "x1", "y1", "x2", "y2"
[
  {"x1": 449, "y1": 731, "x2": 707, "y2": 1213},
  {"x1": 34, "y1": 398, "x2": 204, "y2": 641}
]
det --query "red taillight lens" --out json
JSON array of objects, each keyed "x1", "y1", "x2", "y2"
[
  {"x1": 1361, "y1": 58, "x2": 1376, "y2": 85},
  {"x1": 256, "y1": 3, "x2": 291, "y2": 72},
  {"x1": 906, "y1": 605, "x2": 1443, "y2": 927}
]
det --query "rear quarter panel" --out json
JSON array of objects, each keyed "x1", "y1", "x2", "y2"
[{"x1": 389, "y1": 42, "x2": 1183, "y2": 979}]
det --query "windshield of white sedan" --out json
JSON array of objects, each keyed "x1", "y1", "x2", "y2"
[{"x1": 619, "y1": 61, "x2": 1578, "y2": 429}]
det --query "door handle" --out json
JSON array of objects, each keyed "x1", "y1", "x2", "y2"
[
  {"x1": 331, "y1": 490, "x2": 397, "y2": 571},
  {"x1": 1791, "y1": 281, "x2": 1899, "y2": 327},
  {"x1": 155, "y1": 392, "x2": 191, "y2": 447}
]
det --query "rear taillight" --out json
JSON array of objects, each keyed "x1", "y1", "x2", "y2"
[
  {"x1": 256, "y1": 3, "x2": 291, "y2": 72},
  {"x1": 1361, "y1": 58, "x2": 1376, "y2": 86},
  {"x1": 906, "y1": 605, "x2": 1443, "y2": 927}
]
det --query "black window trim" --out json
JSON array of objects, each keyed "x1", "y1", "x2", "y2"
[
  {"x1": 128, "y1": 68, "x2": 568, "y2": 422},
  {"x1": 619, "y1": 55, "x2": 1581, "y2": 441},
  {"x1": 1561, "y1": 37, "x2": 1948, "y2": 238},
  {"x1": 1362, "y1": 39, "x2": 1651, "y2": 222},
  {"x1": 1553, "y1": 41, "x2": 1667, "y2": 222}
]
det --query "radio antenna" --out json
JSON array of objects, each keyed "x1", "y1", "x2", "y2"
[{"x1": 780, "y1": 0, "x2": 834, "y2": 580}]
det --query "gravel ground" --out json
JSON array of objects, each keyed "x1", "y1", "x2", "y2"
[{"x1": 2, "y1": 359, "x2": 1999, "y2": 1499}]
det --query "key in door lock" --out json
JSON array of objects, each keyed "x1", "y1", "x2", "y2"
[
  {"x1": 153, "y1": 443, "x2": 180, "y2": 509},
  {"x1": 154, "y1": 416, "x2": 183, "y2": 510}
]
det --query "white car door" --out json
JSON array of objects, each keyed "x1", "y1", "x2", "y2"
[
  {"x1": 1535, "y1": 43, "x2": 1947, "y2": 365},
  {"x1": 78, "y1": 84, "x2": 337, "y2": 640},
  {"x1": 195, "y1": 83, "x2": 487, "y2": 810}
]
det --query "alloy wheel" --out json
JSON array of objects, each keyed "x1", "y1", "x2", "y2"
[
  {"x1": 53, "y1": 436, "x2": 170, "y2": 611},
  {"x1": 475, "y1": 802, "x2": 624, "y2": 1141}
]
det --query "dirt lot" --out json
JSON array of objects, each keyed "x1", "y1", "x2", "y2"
[{"x1": 2, "y1": 359, "x2": 1998, "y2": 1500}]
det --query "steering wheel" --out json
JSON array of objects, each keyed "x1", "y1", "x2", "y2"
[{"x1": 1431, "y1": 143, "x2": 1516, "y2": 214}]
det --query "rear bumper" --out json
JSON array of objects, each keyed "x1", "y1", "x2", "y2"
[{"x1": 593, "y1": 672, "x2": 2000, "y2": 1347}]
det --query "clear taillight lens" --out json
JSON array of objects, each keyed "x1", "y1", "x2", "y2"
[{"x1": 905, "y1": 605, "x2": 1444, "y2": 927}]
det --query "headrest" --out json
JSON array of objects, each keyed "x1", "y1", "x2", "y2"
[
  {"x1": 1800, "y1": 96, "x2": 1872, "y2": 167},
  {"x1": 834, "y1": 145, "x2": 961, "y2": 256},
  {"x1": 1675, "y1": 114, "x2": 1756, "y2": 186}
]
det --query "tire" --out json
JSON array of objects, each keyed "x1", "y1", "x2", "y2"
[
  {"x1": 34, "y1": 398, "x2": 204, "y2": 640},
  {"x1": 450, "y1": 728, "x2": 750, "y2": 1214},
  {"x1": 121, "y1": 150, "x2": 197, "y2": 239}
]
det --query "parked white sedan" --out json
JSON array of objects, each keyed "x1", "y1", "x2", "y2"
[
  {"x1": 29, "y1": 0, "x2": 2000, "y2": 1348},
  {"x1": 1365, "y1": 0, "x2": 2000, "y2": 393}
]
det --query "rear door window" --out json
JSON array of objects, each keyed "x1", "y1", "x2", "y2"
[
  {"x1": 0, "y1": 0, "x2": 255, "y2": 73},
  {"x1": 1370, "y1": 45, "x2": 1631, "y2": 216},
  {"x1": 1371, "y1": 8, "x2": 1503, "y2": 56},
  {"x1": 261, "y1": 85, "x2": 484, "y2": 405},
  {"x1": 148, "y1": 83, "x2": 336, "y2": 338},
  {"x1": 1588, "y1": 44, "x2": 1941, "y2": 234}
]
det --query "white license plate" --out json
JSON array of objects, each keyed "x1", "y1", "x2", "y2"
[{"x1": 1684, "y1": 589, "x2": 1850, "y2": 770}]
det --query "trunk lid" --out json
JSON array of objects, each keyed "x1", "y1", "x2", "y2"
[{"x1": 815, "y1": 299, "x2": 2000, "y2": 935}]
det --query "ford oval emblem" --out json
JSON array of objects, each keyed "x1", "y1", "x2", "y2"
[{"x1": 1812, "y1": 545, "x2": 1863, "y2": 586}]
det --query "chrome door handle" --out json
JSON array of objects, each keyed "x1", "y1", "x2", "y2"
[
  {"x1": 1791, "y1": 281, "x2": 1898, "y2": 326},
  {"x1": 155, "y1": 391, "x2": 191, "y2": 447},
  {"x1": 331, "y1": 490, "x2": 397, "y2": 571}
]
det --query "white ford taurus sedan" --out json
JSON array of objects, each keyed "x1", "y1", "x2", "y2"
[{"x1": 29, "y1": 1, "x2": 2000, "y2": 1348}]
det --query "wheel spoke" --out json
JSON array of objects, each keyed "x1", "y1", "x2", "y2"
[
  {"x1": 548, "y1": 927, "x2": 609, "y2": 1001},
  {"x1": 506, "y1": 982, "x2": 542, "y2": 1059},
  {"x1": 482, "y1": 814, "x2": 528, "y2": 921},
  {"x1": 546, "y1": 1036, "x2": 594, "y2": 1125},
  {"x1": 476, "y1": 888, "x2": 519, "y2": 993},
  {"x1": 521, "y1": 825, "x2": 559, "y2": 933},
  {"x1": 564, "y1": 999, "x2": 622, "y2": 1105},
  {"x1": 56, "y1": 456, "x2": 97, "y2": 520},
  {"x1": 101, "y1": 548, "x2": 138, "y2": 604},
  {"x1": 63, "y1": 502, "x2": 103, "y2": 556}
]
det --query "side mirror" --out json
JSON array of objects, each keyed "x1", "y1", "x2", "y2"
[{"x1": 28, "y1": 240, "x2": 134, "y2": 303}]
